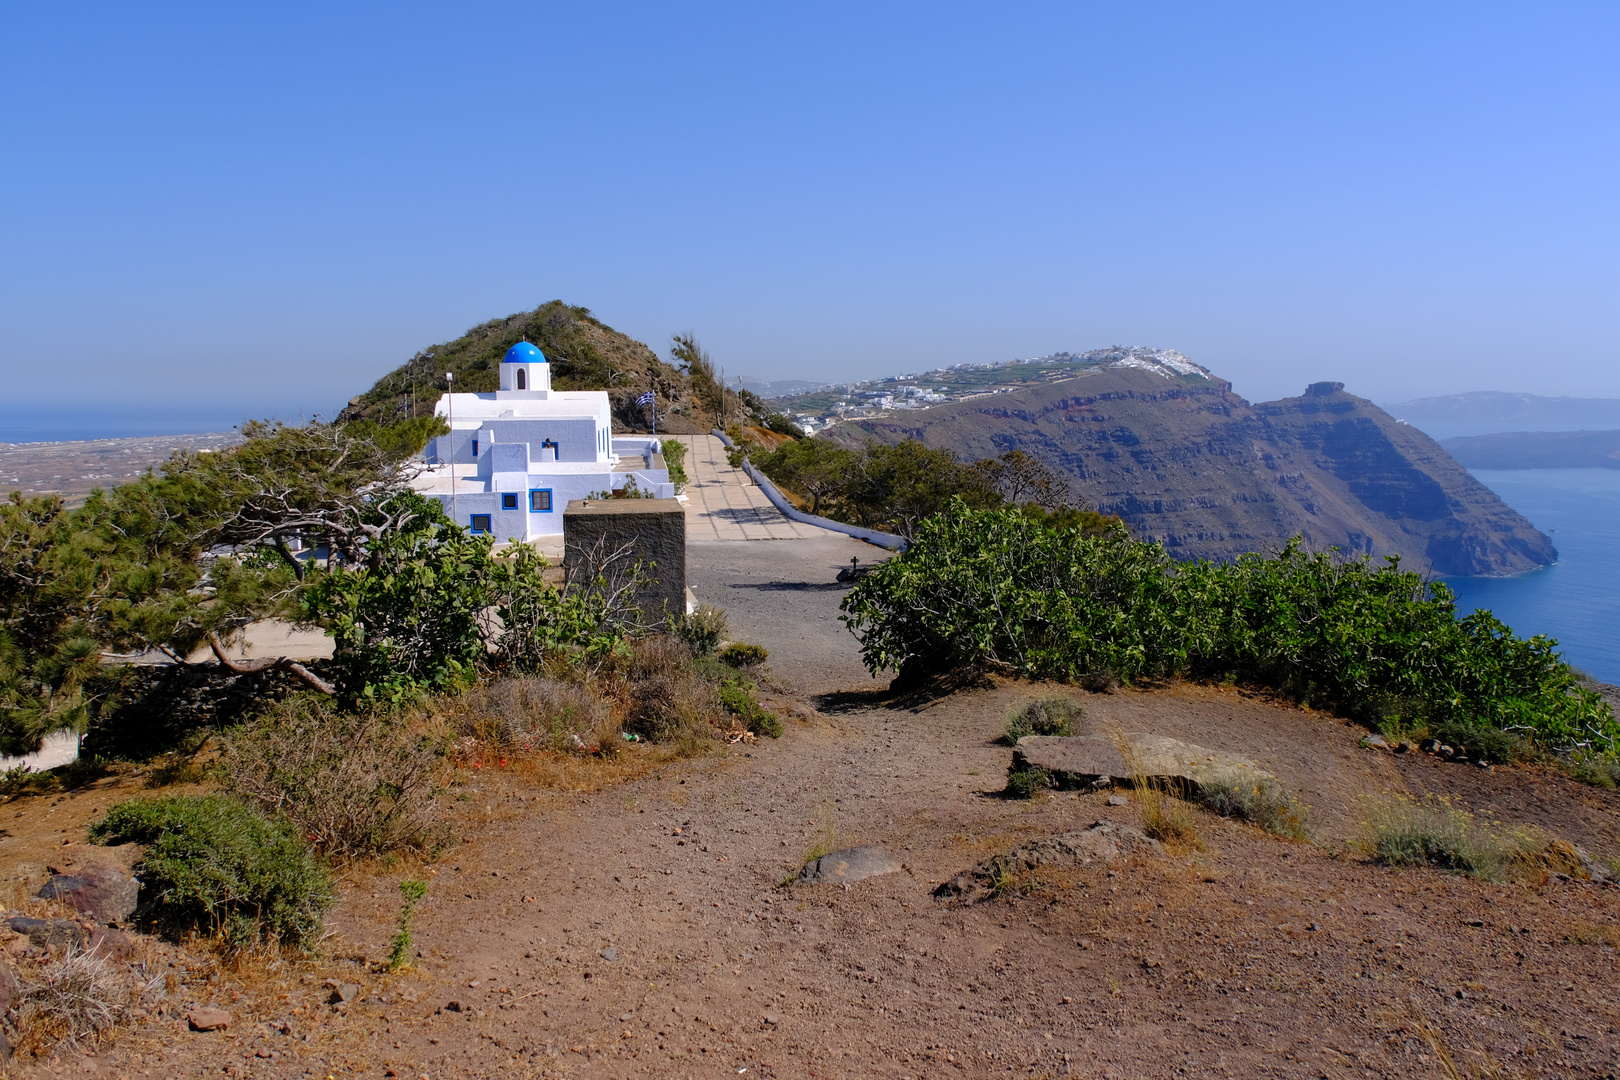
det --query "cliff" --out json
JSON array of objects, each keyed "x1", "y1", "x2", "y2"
[{"x1": 830, "y1": 356, "x2": 1554, "y2": 577}]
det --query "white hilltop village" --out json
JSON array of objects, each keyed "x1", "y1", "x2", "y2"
[{"x1": 412, "y1": 341, "x2": 674, "y2": 541}]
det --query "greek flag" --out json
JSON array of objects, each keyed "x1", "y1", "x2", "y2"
[{"x1": 635, "y1": 391, "x2": 655, "y2": 406}]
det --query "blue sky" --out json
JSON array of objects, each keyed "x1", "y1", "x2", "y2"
[{"x1": 3, "y1": 2, "x2": 1617, "y2": 439}]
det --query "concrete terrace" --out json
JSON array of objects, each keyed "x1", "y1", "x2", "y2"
[{"x1": 678, "y1": 433, "x2": 822, "y2": 541}]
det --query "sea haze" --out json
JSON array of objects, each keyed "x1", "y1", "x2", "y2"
[{"x1": 1442, "y1": 469, "x2": 1620, "y2": 684}]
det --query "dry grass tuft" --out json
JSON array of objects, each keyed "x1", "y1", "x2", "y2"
[
  {"x1": 1364, "y1": 793, "x2": 1591, "y2": 885},
  {"x1": 1106, "y1": 723, "x2": 1203, "y2": 852},
  {"x1": 10, "y1": 944, "x2": 166, "y2": 1057}
]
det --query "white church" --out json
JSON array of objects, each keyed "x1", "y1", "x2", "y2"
[{"x1": 413, "y1": 341, "x2": 674, "y2": 540}]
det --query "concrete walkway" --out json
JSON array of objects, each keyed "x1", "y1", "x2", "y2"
[{"x1": 676, "y1": 434, "x2": 822, "y2": 541}]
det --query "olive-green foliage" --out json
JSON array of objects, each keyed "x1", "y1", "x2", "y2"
[
  {"x1": 675, "y1": 604, "x2": 729, "y2": 656},
  {"x1": 717, "y1": 676, "x2": 782, "y2": 738},
  {"x1": 1193, "y1": 779, "x2": 1310, "y2": 840},
  {"x1": 1003, "y1": 696, "x2": 1084, "y2": 743},
  {"x1": 387, "y1": 879, "x2": 429, "y2": 972},
  {"x1": 718, "y1": 642, "x2": 768, "y2": 669},
  {"x1": 1363, "y1": 794, "x2": 1510, "y2": 881},
  {"x1": 221, "y1": 695, "x2": 450, "y2": 857},
  {"x1": 1005, "y1": 766, "x2": 1050, "y2": 799},
  {"x1": 841, "y1": 500, "x2": 1618, "y2": 756},
  {"x1": 1565, "y1": 751, "x2": 1620, "y2": 789},
  {"x1": 752, "y1": 438, "x2": 1001, "y2": 537},
  {"x1": 89, "y1": 795, "x2": 334, "y2": 948},
  {"x1": 660, "y1": 438, "x2": 689, "y2": 492}
]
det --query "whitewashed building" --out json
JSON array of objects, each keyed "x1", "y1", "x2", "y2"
[{"x1": 413, "y1": 342, "x2": 673, "y2": 540}]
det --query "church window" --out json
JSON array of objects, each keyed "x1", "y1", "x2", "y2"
[
  {"x1": 530, "y1": 489, "x2": 552, "y2": 513},
  {"x1": 516, "y1": 369, "x2": 527, "y2": 390},
  {"x1": 501, "y1": 493, "x2": 518, "y2": 510},
  {"x1": 470, "y1": 514, "x2": 492, "y2": 534},
  {"x1": 472, "y1": 439, "x2": 479, "y2": 457}
]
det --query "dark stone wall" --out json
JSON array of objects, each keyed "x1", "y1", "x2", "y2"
[{"x1": 563, "y1": 498, "x2": 687, "y2": 627}]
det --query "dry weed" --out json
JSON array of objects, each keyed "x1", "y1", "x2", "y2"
[
  {"x1": 1106, "y1": 724, "x2": 1203, "y2": 852},
  {"x1": 9, "y1": 943, "x2": 166, "y2": 1057}
]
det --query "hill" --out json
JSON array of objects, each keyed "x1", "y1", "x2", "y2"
[
  {"x1": 1442, "y1": 429, "x2": 1620, "y2": 470},
  {"x1": 1381, "y1": 390, "x2": 1620, "y2": 441},
  {"x1": 827, "y1": 351, "x2": 1554, "y2": 576},
  {"x1": 336, "y1": 301, "x2": 720, "y2": 434}
]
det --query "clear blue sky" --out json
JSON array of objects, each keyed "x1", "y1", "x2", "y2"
[{"x1": 3, "y1": 2, "x2": 1617, "y2": 439}]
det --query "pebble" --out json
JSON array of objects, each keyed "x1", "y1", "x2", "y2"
[
  {"x1": 188, "y1": 1007, "x2": 231, "y2": 1032},
  {"x1": 1106, "y1": 795, "x2": 1129, "y2": 806},
  {"x1": 600, "y1": 947, "x2": 618, "y2": 962}
]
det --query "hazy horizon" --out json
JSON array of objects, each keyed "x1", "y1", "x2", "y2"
[{"x1": 4, "y1": 3, "x2": 1617, "y2": 437}]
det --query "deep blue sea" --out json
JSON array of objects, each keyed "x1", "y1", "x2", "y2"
[{"x1": 1442, "y1": 469, "x2": 1620, "y2": 684}]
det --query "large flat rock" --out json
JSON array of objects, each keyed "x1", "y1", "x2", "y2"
[
  {"x1": 1014, "y1": 733, "x2": 1273, "y2": 793},
  {"x1": 796, "y1": 845, "x2": 903, "y2": 885}
]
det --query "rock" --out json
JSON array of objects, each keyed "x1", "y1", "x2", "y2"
[
  {"x1": 795, "y1": 846, "x2": 904, "y2": 885},
  {"x1": 1106, "y1": 795, "x2": 1129, "y2": 807},
  {"x1": 1359, "y1": 734, "x2": 1389, "y2": 750},
  {"x1": 188, "y1": 1007, "x2": 232, "y2": 1032},
  {"x1": 599, "y1": 947, "x2": 618, "y2": 962},
  {"x1": 1013, "y1": 734, "x2": 1274, "y2": 795},
  {"x1": 1421, "y1": 738, "x2": 1440, "y2": 753},
  {"x1": 445, "y1": 1000, "x2": 465, "y2": 1013},
  {"x1": 87, "y1": 926, "x2": 134, "y2": 960},
  {"x1": 326, "y1": 982, "x2": 360, "y2": 1005},
  {"x1": 36, "y1": 864, "x2": 141, "y2": 924},
  {"x1": 1395, "y1": 740, "x2": 1413, "y2": 753},
  {"x1": 935, "y1": 822, "x2": 1163, "y2": 901},
  {"x1": 6, "y1": 916, "x2": 86, "y2": 950}
]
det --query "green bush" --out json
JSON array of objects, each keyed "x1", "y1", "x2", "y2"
[
  {"x1": 675, "y1": 604, "x2": 729, "y2": 656},
  {"x1": 1363, "y1": 794, "x2": 1508, "y2": 881},
  {"x1": 718, "y1": 677, "x2": 782, "y2": 739},
  {"x1": 89, "y1": 795, "x2": 334, "y2": 949},
  {"x1": 840, "y1": 500, "x2": 1619, "y2": 757},
  {"x1": 1004, "y1": 696, "x2": 1084, "y2": 743},
  {"x1": 1005, "y1": 766, "x2": 1049, "y2": 799},
  {"x1": 718, "y1": 642, "x2": 768, "y2": 668}
]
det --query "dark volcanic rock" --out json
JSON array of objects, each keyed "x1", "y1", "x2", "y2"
[
  {"x1": 36, "y1": 865, "x2": 140, "y2": 924},
  {"x1": 834, "y1": 358, "x2": 1554, "y2": 576}
]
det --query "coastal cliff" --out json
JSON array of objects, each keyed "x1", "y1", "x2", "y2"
[{"x1": 832, "y1": 358, "x2": 1554, "y2": 576}]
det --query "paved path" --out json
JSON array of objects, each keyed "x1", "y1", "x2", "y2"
[{"x1": 677, "y1": 433, "x2": 822, "y2": 541}]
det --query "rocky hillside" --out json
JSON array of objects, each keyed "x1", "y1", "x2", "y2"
[
  {"x1": 829, "y1": 351, "x2": 1554, "y2": 576},
  {"x1": 337, "y1": 301, "x2": 718, "y2": 434}
]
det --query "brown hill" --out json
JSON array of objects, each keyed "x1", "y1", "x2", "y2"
[
  {"x1": 829, "y1": 365, "x2": 1554, "y2": 576},
  {"x1": 336, "y1": 301, "x2": 718, "y2": 434}
]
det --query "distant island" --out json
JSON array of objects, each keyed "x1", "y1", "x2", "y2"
[
  {"x1": 1441, "y1": 429, "x2": 1620, "y2": 470},
  {"x1": 1381, "y1": 390, "x2": 1620, "y2": 442}
]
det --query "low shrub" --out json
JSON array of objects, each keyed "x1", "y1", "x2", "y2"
[
  {"x1": 618, "y1": 635, "x2": 720, "y2": 745},
  {"x1": 221, "y1": 696, "x2": 450, "y2": 858},
  {"x1": 718, "y1": 677, "x2": 782, "y2": 738},
  {"x1": 1004, "y1": 696, "x2": 1085, "y2": 743},
  {"x1": 1565, "y1": 751, "x2": 1620, "y2": 789},
  {"x1": 9, "y1": 946, "x2": 162, "y2": 1056},
  {"x1": 1004, "y1": 766, "x2": 1049, "y2": 799},
  {"x1": 718, "y1": 642, "x2": 769, "y2": 669},
  {"x1": 675, "y1": 604, "x2": 729, "y2": 656},
  {"x1": 89, "y1": 794, "x2": 334, "y2": 948},
  {"x1": 1363, "y1": 794, "x2": 1508, "y2": 881},
  {"x1": 472, "y1": 676, "x2": 616, "y2": 752},
  {"x1": 1428, "y1": 717, "x2": 1525, "y2": 765},
  {"x1": 1194, "y1": 778, "x2": 1310, "y2": 840}
]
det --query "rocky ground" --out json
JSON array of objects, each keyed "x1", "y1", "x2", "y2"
[{"x1": 3, "y1": 539, "x2": 1618, "y2": 1078}]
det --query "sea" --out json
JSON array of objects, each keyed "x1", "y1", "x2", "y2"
[{"x1": 1442, "y1": 469, "x2": 1620, "y2": 684}]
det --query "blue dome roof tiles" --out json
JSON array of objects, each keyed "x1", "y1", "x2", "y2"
[{"x1": 503, "y1": 341, "x2": 546, "y2": 364}]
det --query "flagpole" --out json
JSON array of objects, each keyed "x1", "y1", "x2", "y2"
[{"x1": 446, "y1": 371, "x2": 456, "y2": 525}]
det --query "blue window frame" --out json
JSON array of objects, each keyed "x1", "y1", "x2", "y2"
[
  {"x1": 471, "y1": 438, "x2": 479, "y2": 457},
  {"x1": 470, "y1": 514, "x2": 492, "y2": 534},
  {"x1": 529, "y1": 488, "x2": 553, "y2": 512},
  {"x1": 501, "y1": 493, "x2": 518, "y2": 510}
]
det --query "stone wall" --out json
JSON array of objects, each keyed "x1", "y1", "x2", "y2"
[{"x1": 562, "y1": 498, "x2": 687, "y2": 628}]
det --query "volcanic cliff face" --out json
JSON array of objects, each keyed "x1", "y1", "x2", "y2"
[{"x1": 831, "y1": 358, "x2": 1554, "y2": 577}]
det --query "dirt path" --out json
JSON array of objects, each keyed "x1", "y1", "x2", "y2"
[{"x1": 19, "y1": 538, "x2": 1620, "y2": 1078}]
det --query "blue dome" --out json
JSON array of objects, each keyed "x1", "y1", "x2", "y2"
[{"x1": 503, "y1": 341, "x2": 546, "y2": 364}]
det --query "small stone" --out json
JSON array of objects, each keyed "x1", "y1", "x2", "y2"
[
  {"x1": 1420, "y1": 738, "x2": 1440, "y2": 753},
  {"x1": 1395, "y1": 741, "x2": 1412, "y2": 753},
  {"x1": 5, "y1": 917, "x2": 85, "y2": 950},
  {"x1": 188, "y1": 1007, "x2": 231, "y2": 1032},
  {"x1": 1106, "y1": 795, "x2": 1129, "y2": 807},
  {"x1": 600, "y1": 948, "x2": 618, "y2": 962},
  {"x1": 326, "y1": 983, "x2": 360, "y2": 1005},
  {"x1": 445, "y1": 1000, "x2": 464, "y2": 1013},
  {"x1": 763, "y1": 1014, "x2": 779, "y2": 1026},
  {"x1": 1307, "y1": 922, "x2": 1321, "y2": 932},
  {"x1": 1359, "y1": 734, "x2": 1389, "y2": 750}
]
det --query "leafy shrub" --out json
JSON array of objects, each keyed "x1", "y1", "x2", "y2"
[
  {"x1": 1194, "y1": 778, "x2": 1310, "y2": 840},
  {"x1": 618, "y1": 635, "x2": 720, "y2": 744},
  {"x1": 90, "y1": 795, "x2": 334, "y2": 948},
  {"x1": 1004, "y1": 766, "x2": 1049, "y2": 799},
  {"x1": 221, "y1": 696, "x2": 450, "y2": 857},
  {"x1": 1429, "y1": 717, "x2": 1525, "y2": 765},
  {"x1": 840, "y1": 500, "x2": 1619, "y2": 756},
  {"x1": 718, "y1": 642, "x2": 768, "y2": 668},
  {"x1": 718, "y1": 677, "x2": 782, "y2": 738},
  {"x1": 660, "y1": 438, "x2": 689, "y2": 493},
  {"x1": 1565, "y1": 751, "x2": 1620, "y2": 789},
  {"x1": 1004, "y1": 696, "x2": 1084, "y2": 743},
  {"x1": 675, "y1": 604, "x2": 729, "y2": 656}
]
